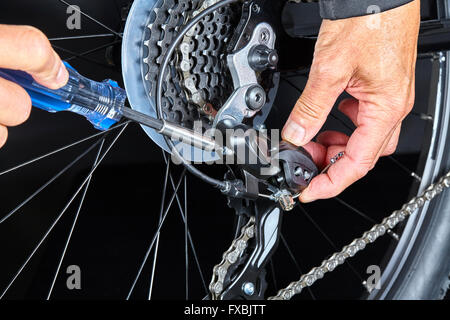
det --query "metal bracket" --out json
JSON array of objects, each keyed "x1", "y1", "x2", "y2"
[
  {"x1": 213, "y1": 20, "x2": 276, "y2": 127},
  {"x1": 220, "y1": 199, "x2": 283, "y2": 300}
]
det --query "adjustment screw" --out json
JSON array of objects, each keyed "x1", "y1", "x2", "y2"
[
  {"x1": 249, "y1": 45, "x2": 278, "y2": 71},
  {"x1": 242, "y1": 282, "x2": 255, "y2": 296},
  {"x1": 294, "y1": 167, "x2": 303, "y2": 176},
  {"x1": 304, "y1": 171, "x2": 311, "y2": 181},
  {"x1": 252, "y1": 4, "x2": 260, "y2": 13},
  {"x1": 245, "y1": 85, "x2": 266, "y2": 111}
]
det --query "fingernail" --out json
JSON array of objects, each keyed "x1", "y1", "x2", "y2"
[
  {"x1": 283, "y1": 120, "x2": 305, "y2": 146},
  {"x1": 56, "y1": 63, "x2": 69, "y2": 87}
]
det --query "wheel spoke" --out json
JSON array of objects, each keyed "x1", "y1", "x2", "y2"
[
  {"x1": 0, "y1": 125, "x2": 127, "y2": 299},
  {"x1": 52, "y1": 44, "x2": 111, "y2": 68},
  {"x1": 280, "y1": 234, "x2": 316, "y2": 299},
  {"x1": 0, "y1": 121, "x2": 129, "y2": 177},
  {"x1": 298, "y1": 205, "x2": 364, "y2": 283},
  {"x1": 334, "y1": 197, "x2": 377, "y2": 224},
  {"x1": 410, "y1": 112, "x2": 433, "y2": 121},
  {"x1": 148, "y1": 156, "x2": 171, "y2": 300},
  {"x1": 334, "y1": 197, "x2": 399, "y2": 241},
  {"x1": 46, "y1": 139, "x2": 105, "y2": 300},
  {"x1": 162, "y1": 152, "x2": 208, "y2": 295},
  {"x1": 64, "y1": 40, "x2": 122, "y2": 63},
  {"x1": 57, "y1": 0, "x2": 123, "y2": 38},
  {"x1": 280, "y1": 68, "x2": 310, "y2": 78},
  {"x1": 269, "y1": 260, "x2": 278, "y2": 291},
  {"x1": 387, "y1": 155, "x2": 422, "y2": 182},
  {"x1": 126, "y1": 169, "x2": 187, "y2": 300},
  {"x1": 0, "y1": 139, "x2": 103, "y2": 225},
  {"x1": 49, "y1": 33, "x2": 119, "y2": 41},
  {"x1": 280, "y1": 76, "x2": 304, "y2": 94},
  {"x1": 184, "y1": 175, "x2": 189, "y2": 300}
]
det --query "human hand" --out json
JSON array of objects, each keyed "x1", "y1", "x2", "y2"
[
  {"x1": 0, "y1": 24, "x2": 69, "y2": 148},
  {"x1": 281, "y1": 1, "x2": 420, "y2": 202}
]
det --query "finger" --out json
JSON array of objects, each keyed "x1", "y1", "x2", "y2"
[
  {"x1": 302, "y1": 141, "x2": 327, "y2": 168},
  {"x1": 300, "y1": 104, "x2": 398, "y2": 202},
  {"x1": 0, "y1": 25, "x2": 68, "y2": 89},
  {"x1": 282, "y1": 58, "x2": 351, "y2": 146},
  {"x1": 338, "y1": 98, "x2": 400, "y2": 158},
  {"x1": 0, "y1": 77, "x2": 32, "y2": 126},
  {"x1": 368, "y1": 123, "x2": 402, "y2": 169},
  {"x1": 381, "y1": 124, "x2": 401, "y2": 156},
  {"x1": 338, "y1": 98, "x2": 359, "y2": 126},
  {"x1": 316, "y1": 130, "x2": 350, "y2": 147},
  {"x1": 0, "y1": 125, "x2": 8, "y2": 148},
  {"x1": 303, "y1": 141, "x2": 346, "y2": 170}
]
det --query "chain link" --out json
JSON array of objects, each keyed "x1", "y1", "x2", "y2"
[
  {"x1": 269, "y1": 170, "x2": 450, "y2": 300},
  {"x1": 178, "y1": 0, "x2": 237, "y2": 117},
  {"x1": 209, "y1": 217, "x2": 256, "y2": 299}
]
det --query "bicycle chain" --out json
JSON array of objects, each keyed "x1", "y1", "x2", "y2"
[
  {"x1": 209, "y1": 217, "x2": 256, "y2": 299},
  {"x1": 269, "y1": 170, "x2": 450, "y2": 300},
  {"x1": 209, "y1": 170, "x2": 450, "y2": 300}
]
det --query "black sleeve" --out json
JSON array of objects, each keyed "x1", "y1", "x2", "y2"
[{"x1": 318, "y1": 0, "x2": 414, "y2": 20}]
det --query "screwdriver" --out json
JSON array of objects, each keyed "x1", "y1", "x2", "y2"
[{"x1": 0, "y1": 62, "x2": 219, "y2": 152}]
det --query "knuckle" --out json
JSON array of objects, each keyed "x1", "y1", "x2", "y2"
[
  {"x1": 383, "y1": 146, "x2": 396, "y2": 156},
  {"x1": 294, "y1": 96, "x2": 324, "y2": 121},
  {"x1": 6, "y1": 89, "x2": 32, "y2": 126},
  {"x1": 311, "y1": 56, "x2": 349, "y2": 87},
  {"x1": 16, "y1": 91, "x2": 32, "y2": 125},
  {"x1": 0, "y1": 79, "x2": 32, "y2": 126},
  {"x1": 394, "y1": 97, "x2": 414, "y2": 118},
  {"x1": 392, "y1": 82, "x2": 415, "y2": 117},
  {"x1": 16, "y1": 100, "x2": 32, "y2": 125},
  {"x1": 405, "y1": 99, "x2": 415, "y2": 114},
  {"x1": 354, "y1": 165, "x2": 369, "y2": 180},
  {"x1": 383, "y1": 139, "x2": 399, "y2": 156},
  {"x1": 327, "y1": 188, "x2": 344, "y2": 199},
  {"x1": 19, "y1": 26, "x2": 53, "y2": 72},
  {"x1": 346, "y1": 153, "x2": 370, "y2": 180}
]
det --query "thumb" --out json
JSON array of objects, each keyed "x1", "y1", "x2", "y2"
[{"x1": 282, "y1": 65, "x2": 349, "y2": 146}]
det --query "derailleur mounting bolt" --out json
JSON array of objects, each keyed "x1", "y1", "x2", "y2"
[{"x1": 245, "y1": 85, "x2": 266, "y2": 111}]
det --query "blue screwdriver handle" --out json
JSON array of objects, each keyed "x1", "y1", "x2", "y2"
[{"x1": 0, "y1": 62, "x2": 126, "y2": 130}]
